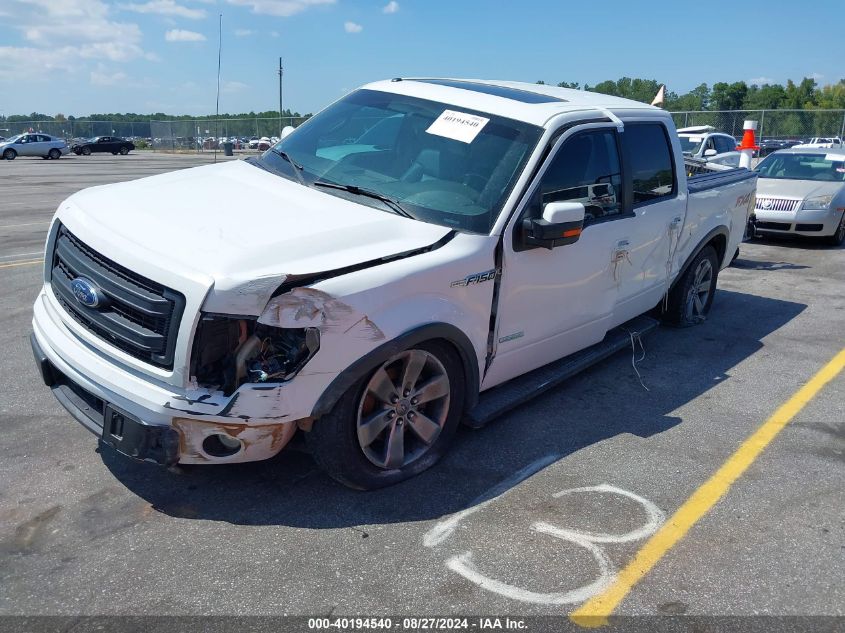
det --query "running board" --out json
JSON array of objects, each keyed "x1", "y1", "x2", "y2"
[{"x1": 465, "y1": 315, "x2": 659, "y2": 429}]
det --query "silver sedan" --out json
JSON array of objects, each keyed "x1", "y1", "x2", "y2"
[
  {"x1": 752, "y1": 148, "x2": 845, "y2": 245},
  {"x1": 0, "y1": 133, "x2": 70, "y2": 160}
]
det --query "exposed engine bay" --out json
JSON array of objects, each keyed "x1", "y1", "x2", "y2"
[{"x1": 191, "y1": 315, "x2": 319, "y2": 394}]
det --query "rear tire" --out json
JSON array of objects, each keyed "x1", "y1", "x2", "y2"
[
  {"x1": 825, "y1": 212, "x2": 845, "y2": 246},
  {"x1": 3, "y1": 149, "x2": 16, "y2": 160},
  {"x1": 663, "y1": 245, "x2": 719, "y2": 327},
  {"x1": 305, "y1": 340, "x2": 464, "y2": 490},
  {"x1": 48, "y1": 149, "x2": 60, "y2": 160}
]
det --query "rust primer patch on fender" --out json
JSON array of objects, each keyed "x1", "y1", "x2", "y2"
[
  {"x1": 258, "y1": 287, "x2": 385, "y2": 341},
  {"x1": 173, "y1": 417, "x2": 297, "y2": 464}
]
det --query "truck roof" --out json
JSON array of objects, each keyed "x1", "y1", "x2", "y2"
[{"x1": 361, "y1": 77, "x2": 660, "y2": 127}]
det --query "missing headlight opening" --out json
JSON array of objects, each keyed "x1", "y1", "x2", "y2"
[{"x1": 191, "y1": 315, "x2": 319, "y2": 394}]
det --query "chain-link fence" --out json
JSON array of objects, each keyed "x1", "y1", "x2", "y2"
[
  {"x1": 150, "y1": 117, "x2": 308, "y2": 151},
  {"x1": 0, "y1": 116, "x2": 308, "y2": 151},
  {"x1": 670, "y1": 109, "x2": 845, "y2": 140},
  {"x1": 0, "y1": 120, "x2": 152, "y2": 141},
  {"x1": 7, "y1": 109, "x2": 845, "y2": 150}
]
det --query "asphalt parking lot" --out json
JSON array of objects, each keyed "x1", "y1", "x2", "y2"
[{"x1": 0, "y1": 153, "x2": 843, "y2": 624}]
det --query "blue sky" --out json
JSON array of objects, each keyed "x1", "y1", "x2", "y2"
[{"x1": 0, "y1": 0, "x2": 842, "y2": 117}]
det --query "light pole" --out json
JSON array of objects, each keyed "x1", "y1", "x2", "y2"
[{"x1": 278, "y1": 57, "x2": 284, "y2": 136}]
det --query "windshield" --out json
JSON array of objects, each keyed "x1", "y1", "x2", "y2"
[
  {"x1": 755, "y1": 153, "x2": 845, "y2": 182},
  {"x1": 255, "y1": 89, "x2": 543, "y2": 233},
  {"x1": 4, "y1": 134, "x2": 22, "y2": 143},
  {"x1": 677, "y1": 135, "x2": 704, "y2": 154}
]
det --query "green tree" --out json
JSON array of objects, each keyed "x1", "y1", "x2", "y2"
[{"x1": 711, "y1": 81, "x2": 748, "y2": 110}]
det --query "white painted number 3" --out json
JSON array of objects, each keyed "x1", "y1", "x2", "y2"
[{"x1": 424, "y1": 482, "x2": 665, "y2": 605}]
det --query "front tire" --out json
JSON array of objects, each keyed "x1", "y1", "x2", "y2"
[
  {"x1": 81, "y1": 147, "x2": 91, "y2": 156},
  {"x1": 119, "y1": 146, "x2": 130, "y2": 155},
  {"x1": 306, "y1": 341, "x2": 464, "y2": 490},
  {"x1": 3, "y1": 148, "x2": 16, "y2": 160},
  {"x1": 663, "y1": 245, "x2": 719, "y2": 327},
  {"x1": 825, "y1": 212, "x2": 845, "y2": 246}
]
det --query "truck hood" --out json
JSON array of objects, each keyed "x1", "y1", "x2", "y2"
[
  {"x1": 61, "y1": 159, "x2": 452, "y2": 315},
  {"x1": 756, "y1": 178, "x2": 843, "y2": 200}
]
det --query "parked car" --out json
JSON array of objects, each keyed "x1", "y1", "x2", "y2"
[
  {"x1": 758, "y1": 138, "x2": 804, "y2": 157},
  {"x1": 676, "y1": 126, "x2": 741, "y2": 166},
  {"x1": 751, "y1": 148, "x2": 845, "y2": 245},
  {"x1": 257, "y1": 136, "x2": 272, "y2": 151},
  {"x1": 71, "y1": 136, "x2": 135, "y2": 156},
  {"x1": 31, "y1": 78, "x2": 756, "y2": 489},
  {"x1": 793, "y1": 137, "x2": 843, "y2": 149},
  {"x1": 1, "y1": 133, "x2": 69, "y2": 160}
]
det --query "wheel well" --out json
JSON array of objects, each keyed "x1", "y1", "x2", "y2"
[
  {"x1": 310, "y1": 325, "x2": 481, "y2": 419},
  {"x1": 708, "y1": 233, "x2": 727, "y2": 264}
]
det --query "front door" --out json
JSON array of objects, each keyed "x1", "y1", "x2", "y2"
[{"x1": 483, "y1": 122, "x2": 633, "y2": 389}]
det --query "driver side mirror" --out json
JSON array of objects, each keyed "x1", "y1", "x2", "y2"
[
  {"x1": 280, "y1": 126, "x2": 295, "y2": 140},
  {"x1": 521, "y1": 201, "x2": 585, "y2": 250},
  {"x1": 703, "y1": 148, "x2": 718, "y2": 157}
]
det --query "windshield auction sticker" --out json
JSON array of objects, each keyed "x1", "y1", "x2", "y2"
[{"x1": 426, "y1": 110, "x2": 490, "y2": 143}]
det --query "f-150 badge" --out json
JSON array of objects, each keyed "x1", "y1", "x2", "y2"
[{"x1": 450, "y1": 269, "x2": 499, "y2": 287}]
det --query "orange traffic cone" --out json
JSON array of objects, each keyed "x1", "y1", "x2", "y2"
[{"x1": 737, "y1": 120, "x2": 759, "y2": 169}]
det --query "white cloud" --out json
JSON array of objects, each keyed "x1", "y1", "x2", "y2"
[
  {"x1": 165, "y1": 28, "x2": 206, "y2": 41},
  {"x1": 90, "y1": 67, "x2": 128, "y2": 85},
  {"x1": 221, "y1": 80, "x2": 247, "y2": 93},
  {"x1": 0, "y1": 0, "x2": 152, "y2": 79},
  {"x1": 344, "y1": 21, "x2": 362, "y2": 33},
  {"x1": 809, "y1": 72, "x2": 824, "y2": 81},
  {"x1": 382, "y1": 1, "x2": 398, "y2": 13},
  {"x1": 270, "y1": 30, "x2": 280, "y2": 37},
  {"x1": 234, "y1": 28, "x2": 254, "y2": 36},
  {"x1": 122, "y1": 0, "x2": 206, "y2": 19},
  {"x1": 749, "y1": 76, "x2": 774, "y2": 86},
  {"x1": 226, "y1": 0, "x2": 335, "y2": 17}
]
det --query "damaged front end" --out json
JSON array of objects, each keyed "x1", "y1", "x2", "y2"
[
  {"x1": 167, "y1": 314, "x2": 320, "y2": 463},
  {"x1": 173, "y1": 285, "x2": 386, "y2": 464},
  {"x1": 191, "y1": 315, "x2": 320, "y2": 395}
]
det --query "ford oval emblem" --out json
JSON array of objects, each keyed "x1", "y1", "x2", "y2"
[{"x1": 70, "y1": 277, "x2": 104, "y2": 308}]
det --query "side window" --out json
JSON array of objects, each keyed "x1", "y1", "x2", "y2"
[
  {"x1": 625, "y1": 123, "x2": 676, "y2": 204},
  {"x1": 37, "y1": 135, "x2": 50, "y2": 142},
  {"x1": 535, "y1": 129, "x2": 623, "y2": 222},
  {"x1": 715, "y1": 135, "x2": 735, "y2": 153}
]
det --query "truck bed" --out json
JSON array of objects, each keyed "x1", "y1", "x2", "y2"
[{"x1": 686, "y1": 159, "x2": 756, "y2": 194}]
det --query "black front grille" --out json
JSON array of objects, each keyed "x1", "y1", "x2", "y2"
[
  {"x1": 795, "y1": 223, "x2": 824, "y2": 232},
  {"x1": 756, "y1": 221, "x2": 792, "y2": 231},
  {"x1": 50, "y1": 224, "x2": 185, "y2": 369}
]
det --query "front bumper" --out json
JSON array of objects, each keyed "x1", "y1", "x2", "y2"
[
  {"x1": 31, "y1": 333, "x2": 180, "y2": 466},
  {"x1": 753, "y1": 207, "x2": 844, "y2": 237},
  {"x1": 32, "y1": 287, "x2": 315, "y2": 465}
]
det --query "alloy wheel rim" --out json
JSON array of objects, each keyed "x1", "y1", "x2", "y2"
[
  {"x1": 356, "y1": 349, "x2": 450, "y2": 470},
  {"x1": 686, "y1": 259, "x2": 713, "y2": 320}
]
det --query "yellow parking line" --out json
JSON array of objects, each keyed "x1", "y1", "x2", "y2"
[
  {"x1": 0, "y1": 258, "x2": 43, "y2": 269},
  {"x1": 571, "y1": 346, "x2": 845, "y2": 628}
]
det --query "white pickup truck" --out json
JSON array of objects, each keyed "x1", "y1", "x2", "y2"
[{"x1": 31, "y1": 79, "x2": 757, "y2": 489}]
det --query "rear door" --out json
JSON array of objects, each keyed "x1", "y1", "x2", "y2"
[
  {"x1": 484, "y1": 122, "x2": 632, "y2": 389},
  {"x1": 36, "y1": 135, "x2": 52, "y2": 155},
  {"x1": 610, "y1": 120, "x2": 686, "y2": 325}
]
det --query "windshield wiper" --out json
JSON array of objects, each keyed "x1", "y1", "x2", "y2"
[
  {"x1": 271, "y1": 149, "x2": 307, "y2": 186},
  {"x1": 313, "y1": 181, "x2": 414, "y2": 219}
]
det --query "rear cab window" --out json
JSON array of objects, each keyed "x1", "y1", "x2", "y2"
[{"x1": 623, "y1": 123, "x2": 677, "y2": 205}]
